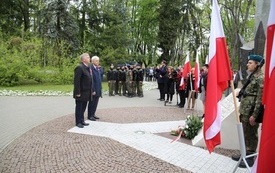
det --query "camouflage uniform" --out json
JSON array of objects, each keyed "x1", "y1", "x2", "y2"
[
  {"x1": 117, "y1": 68, "x2": 123, "y2": 96},
  {"x1": 126, "y1": 67, "x2": 133, "y2": 97},
  {"x1": 107, "y1": 67, "x2": 116, "y2": 96},
  {"x1": 115, "y1": 67, "x2": 120, "y2": 94},
  {"x1": 120, "y1": 67, "x2": 127, "y2": 96},
  {"x1": 239, "y1": 68, "x2": 264, "y2": 152},
  {"x1": 132, "y1": 67, "x2": 137, "y2": 96},
  {"x1": 135, "y1": 66, "x2": 144, "y2": 97}
]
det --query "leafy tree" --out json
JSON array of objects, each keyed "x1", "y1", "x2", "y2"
[
  {"x1": 130, "y1": 0, "x2": 159, "y2": 67},
  {"x1": 221, "y1": 0, "x2": 255, "y2": 68},
  {"x1": 158, "y1": 0, "x2": 182, "y2": 63},
  {"x1": 39, "y1": 0, "x2": 80, "y2": 63}
]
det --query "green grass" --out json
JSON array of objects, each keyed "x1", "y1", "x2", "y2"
[{"x1": 0, "y1": 82, "x2": 108, "y2": 92}]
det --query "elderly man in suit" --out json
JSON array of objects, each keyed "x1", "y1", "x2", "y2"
[
  {"x1": 73, "y1": 53, "x2": 93, "y2": 128},
  {"x1": 88, "y1": 56, "x2": 102, "y2": 121}
]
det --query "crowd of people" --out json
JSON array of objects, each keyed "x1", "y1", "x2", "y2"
[
  {"x1": 72, "y1": 54, "x2": 209, "y2": 129},
  {"x1": 106, "y1": 64, "x2": 144, "y2": 98},
  {"x1": 103, "y1": 59, "x2": 209, "y2": 111},
  {"x1": 154, "y1": 59, "x2": 208, "y2": 111},
  {"x1": 72, "y1": 53, "x2": 265, "y2": 169}
]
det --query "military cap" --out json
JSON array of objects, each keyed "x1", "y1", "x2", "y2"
[{"x1": 248, "y1": 54, "x2": 263, "y2": 63}]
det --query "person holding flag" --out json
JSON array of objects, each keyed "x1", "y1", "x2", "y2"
[
  {"x1": 176, "y1": 66, "x2": 188, "y2": 108},
  {"x1": 176, "y1": 53, "x2": 191, "y2": 108},
  {"x1": 187, "y1": 68, "x2": 198, "y2": 109}
]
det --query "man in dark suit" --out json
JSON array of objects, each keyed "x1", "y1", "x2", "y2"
[
  {"x1": 155, "y1": 59, "x2": 168, "y2": 101},
  {"x1": 88, "y1": 56, "x2": 102, "y2": 120},
  {"x1": 73, "y1": 53, "x2": 93, "y2": 128}
]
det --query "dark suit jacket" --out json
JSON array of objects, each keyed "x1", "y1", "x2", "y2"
[
  {"x1": 73, "y1": 63, "x2": 93, "y2": 101},
  {"x1": 91, "y1": 65, "x2": 102, "y2": 97},
  {"x1": 156, "y1": 65, "x2": 167, "y2": 83},
  {"x1": 198, "y1": 73, "x2": 208, "y2": 93}
]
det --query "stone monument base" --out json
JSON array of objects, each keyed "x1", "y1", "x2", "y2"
[{"x1": 192, "y1": 89, "x2": 241, "y2": 150}]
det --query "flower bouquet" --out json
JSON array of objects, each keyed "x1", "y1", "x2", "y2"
[{"x1": 170, "y1": 115, "x2": 203, "y2": 142}]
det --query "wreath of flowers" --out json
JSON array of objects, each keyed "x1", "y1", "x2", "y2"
[{"x1": 171, "y1": 115, "x2": 203, "y2": 140}]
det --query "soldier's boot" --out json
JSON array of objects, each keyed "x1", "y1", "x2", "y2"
[
  {"x1": 239, "y1": 157, "x2": 255, "y2": 168},
  {"x1": 231, "y1": 150, "x2": 255, "y2": 161}
]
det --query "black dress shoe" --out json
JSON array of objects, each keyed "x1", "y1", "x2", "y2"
[
  {"x1": 81, "y1": 122, "x2": 89, "y2": 126},
  {"x1": 232, "y1": 151, "x2": 255, "y2": 161},
  {"x1": 93, "y1": 115, "x2": 100, "y2": 119},
  {"x1": 238, "y1": 158, "x2": 254, "y2": 168},
  {"x1": 76, "y1": 123, "x2": 84, "y2": 128},
  {"x1": 231, "y1": 154, "x2": 240, "y2": 161},
  {"x1": 88, "y1": 117, "x2": 96, "y2": 121}
]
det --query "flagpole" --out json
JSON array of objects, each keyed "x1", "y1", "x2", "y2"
[
  {"x1": 230, "y1": 80, "x2": 240, "y2": 122},
  {"x1": 187, "y1": 74, "x2": 193, "y2": 109}
]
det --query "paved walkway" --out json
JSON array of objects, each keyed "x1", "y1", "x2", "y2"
[{"x1": 0, "y1": 82, "x2": 247, "y2": 172}]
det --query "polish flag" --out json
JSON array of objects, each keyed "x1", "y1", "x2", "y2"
[
  {"x1": 257, "y1": 0, "x2": 275, "y2": 172},
  {"x1": 203, "y1": 0, "x2": 232, "y2": 153},
  {"x1": 194, "y1": 51, "x2": 200, "y2": 92},
  {"x1": 180, "y1": 52, "x2": 191, "y2": 86}
]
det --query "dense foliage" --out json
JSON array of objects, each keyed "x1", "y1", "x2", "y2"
[{"x1": 0, "y1": 0, "x2": 256, "y2": 86}]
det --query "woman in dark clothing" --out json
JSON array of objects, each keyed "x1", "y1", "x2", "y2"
[{"x1": 165, "y1": 66, "x2": 176, "y2": 103}]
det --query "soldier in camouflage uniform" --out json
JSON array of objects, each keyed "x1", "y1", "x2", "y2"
[
  {"x1": 120, "y1": 66, "x2": 127, "y2": 96},
  {"x1": 132, "y1": 65, "x2": 137, "y2": 97},
  {"x1": 115, "y1": 66, "x2": 120, "y2": 95},
  {"x1": 117, "y1": 66, "x2": 123, "y2": 96},
  {"x1": 125, "y1": 66, "x2": 133, "y2": 98},
  {"x1": 106, "y1": 64, "x2": 116, "y2": 96},
  {"x1": 232, "y1": 54, "x2": 264, "y2": 168},
  {"x1": 135, "y1": 64, "x2": 144, "y2": 97}
]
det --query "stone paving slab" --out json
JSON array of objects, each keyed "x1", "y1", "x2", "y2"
[
  {"x1": 68, "y1": 120, "x2": 247, "y2": 173},
  {"x1": 0, "y1": 82, "x2": 248, "y2": 173}
]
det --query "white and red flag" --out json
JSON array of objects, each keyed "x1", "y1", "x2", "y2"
[
  {"x1": 257, "y1": 0, "x2": 275, "y2": 172},
  {"x1": 194, "y1": 51, "x2": 200, "y2": 92},
  {"x1": 180, "y1": 52, "x2": 191, "y2": 86},
  {"x1": 203, "y1": 0, "x2": 232, "y2": 153}
]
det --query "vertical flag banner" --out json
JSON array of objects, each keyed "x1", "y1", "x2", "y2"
[
  {"x1": 257, "y1": 0, "x2": 275, "y2": 172},
  {"x1": 180, "y1": 52, "x2": 191, "y2": 86},
  {"x1": 195, "y1": 51, "x2": 200, "y2": 92},
  {"x1": 203, "y1": 0, "x2": 232, "y2": 153}
]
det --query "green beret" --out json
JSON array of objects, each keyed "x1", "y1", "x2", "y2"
[{"x1": 248, "y1": 54, "x2": 263, "y2": 63}]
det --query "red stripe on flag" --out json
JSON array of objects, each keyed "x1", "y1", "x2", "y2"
[
  {"x1": 180, "y1": 54, "x2": 191, "y2": 87},
  {"x1": 257, "y1": 1, "x2": 275, "y2": 170},
  {"x1": 183, "y1": 56, "x2": 191, "y2": 78}
]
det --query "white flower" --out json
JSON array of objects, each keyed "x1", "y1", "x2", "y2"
[{"x1": 178, "y1": 125, "x2": 184, "y2": 130}]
